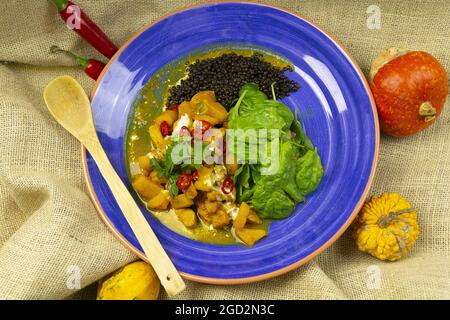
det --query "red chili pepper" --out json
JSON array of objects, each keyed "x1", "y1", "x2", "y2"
[
  {"x1": 52, "y1": 0, "x2": 117, "y2": 59},
  {"x1": 177, "y1": 174, "x2": 192, "y2": 190},
  {"x1": 167, "y1": 105, "x2": 179, "y2": 111},
  {"x1": 191, "y1": 170, "x2": 199, "y2": 182},
  {"x1": 159, "y1": 121, "x2": 171, "y2": 137},
  {"x1": 221, "y1": 177, "x2": 234, "y2": 194},
  {"x1": 50, "y1": 45, "x2": 105, "y2": 80},
  {"x1": 200, "y1": 121, "x2": 212, "y2": 133},
  {"x1": 179, "y1": 126, "x2": 191, "y2": 137}
]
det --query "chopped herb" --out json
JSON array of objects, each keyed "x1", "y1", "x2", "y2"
[{"x1": 168, "y1": 174, "x2": 179, "y2": 197}]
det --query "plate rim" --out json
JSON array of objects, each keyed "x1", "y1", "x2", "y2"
[{"x1": 81, "y1": 0, "x2": 380, "y2": 285}]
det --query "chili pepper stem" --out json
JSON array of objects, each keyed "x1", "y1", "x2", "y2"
[
  {"x1": 50, "y1": 45, "x2": 89, "y2": 69},
  {"x1": 52, "y1": 0, "x2": 69, "y2": 11}
]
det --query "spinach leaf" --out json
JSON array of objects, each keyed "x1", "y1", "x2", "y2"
[
  {"x1": 229, "y1": 97, "x2": 293, "y2": 133},
  {"x1": 227, "y1": 83, "x2": 324, "y2": 220},
  {"x1": 291, "y1": 110, "x2": 314, "y2": 151},
  {"x1": 239, "y1": 83, "x2": 267, "y2": 107},
  {"x1": 295, "y1": 149, "x2": 324, "y2": 195},
  {"x1": 251, "y1": 176, "x2": 295, "y2": 219},
  {"x1": 233, "y1": 163, "x2": 251, "y2": 202},
  {"x1": 278, "y1": 140, "x2": 304, "y2": 203}
]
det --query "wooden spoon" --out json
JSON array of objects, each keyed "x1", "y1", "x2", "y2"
[{"x1": 43, "y1": 76, "x2": 185, "y2": 297}]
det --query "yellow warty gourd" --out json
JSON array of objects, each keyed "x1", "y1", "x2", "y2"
[
  {"x1": 97, "y1": 261, "x2": 160, "y2": 300},
  {"x1": 352, "y1": 193, "x2": 419, "y2": 261}
]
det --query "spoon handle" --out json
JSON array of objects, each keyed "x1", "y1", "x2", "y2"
[{"x1": 84, "y1": 135, "x2": 185, "y2": 297}]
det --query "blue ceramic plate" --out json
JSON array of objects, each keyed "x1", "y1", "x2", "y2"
[{"x1": 83, "y1": 2, "x2": 379, "y2": 284}]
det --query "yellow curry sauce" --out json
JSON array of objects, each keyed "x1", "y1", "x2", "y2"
[{"x1": 125, "y1": 45, "x2": 291, "y2": 245}]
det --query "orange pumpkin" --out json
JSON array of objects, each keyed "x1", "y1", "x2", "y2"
[{"x1": 370, "y1": 48, "x2": 448, "y2": 137}]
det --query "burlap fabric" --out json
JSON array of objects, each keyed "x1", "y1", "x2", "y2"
[{"x1": 1, "y1": 0, "x2": 449, "y2": 300}]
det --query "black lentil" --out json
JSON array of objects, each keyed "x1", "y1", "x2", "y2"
[{"x1": 167, "y1": 53, "x2": 300, "y2": 108}]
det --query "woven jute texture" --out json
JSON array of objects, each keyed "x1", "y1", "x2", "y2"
[{"x1": 0, "y1": 0, "x2": 449, "y2": 300}]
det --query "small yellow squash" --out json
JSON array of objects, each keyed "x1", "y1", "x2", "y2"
[
  {"x1": 97, "y1": 261, "x2": 160, "y2": 300},
  {"x1": 352, "y1": 193, "x2": 419, "y2": 261}
]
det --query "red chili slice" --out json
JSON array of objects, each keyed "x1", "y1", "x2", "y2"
[
  {"x1": 168, "y1": 105, "x2": 179, "y2": 111},
  {"x1": 179, "y1": 126, "x2": 191, "y2": 137},
  {"x1": 160, "y1": 121, "x2": 171, "y2": 137},
  {"x1": 200, "y1": 121, "x2": 212, "y2": 133},
  {"x1": 192, "y1": 120, "x2": 212, "y2": 139},
  {"x1": 221, "y1": 177, "x2": 234, "y2": 194},
  {"x1": 177, "y1": 174, "x2": 192, "y2": 190},
  {"x1": 191, "y1": 170, "x2": 199, "y2": 182}
]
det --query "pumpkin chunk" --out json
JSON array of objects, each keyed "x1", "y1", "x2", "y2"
[
  {"x1": 184, "y1": 184, "x2": 198, "y2": 200},
  {"x1": 236, "y1": 228, "x2": 267, "y2": 247},
  {"x1": 170, "y1": 194, "x2": 194, "y2": 209},
  {"x1": 247, "y1": 209, "x2": 262, "y2": 225},
  {"x1": 148, "y1": 191, "x2": 170, "y2": 210},
  {"x1": 132, "y1": 175, "x2": 162, "y2": 200},
  {"x1": 175, "y1": 209, "x2": 197, "y2": 228},
  {"x1": 149, "y1": 124, "x2": 166, "y2": 151},
  {"x1": 211, "y1": 209, "x2": 231, "y2": 229},
  {"x1": 154, "y1": 109, "x2": 178, "y2": 126},
  {"x1": 194, "y1": 166, "x2": 213, "y2": 192},
  {"x1": 233, "y1": 202, "x2": 250, "y2": 230}
]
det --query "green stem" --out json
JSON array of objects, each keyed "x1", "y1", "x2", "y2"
[
  {"x1": 50, "y1": 45, "x2": 89, "y2": 69},
  {"x1": 419, "y1": 101, "x2": 437, "y2": 122},
  {"x1": 51, "y1": 0, "x2": 69, "y2": 11},
  {"x1": 271, "y1": 82, "x2": 277, "y2": 101}
]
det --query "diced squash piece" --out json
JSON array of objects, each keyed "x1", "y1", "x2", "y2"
[
  {"x1": 197, "y1": 201, "x2": 211, "y2": 221},
  {"x1": 191, "y1": 91, "x2": 215, "y2": 103},
  {"x1": 193, "y1": 114, "x2": 219, "y2": 126},
  {"x1": 175, "y1": 209, "x2": 197, "y2": 228},
  {"x1": 247, "y1": 209, "x2": 262, "y2": 225},
  {"x1": 137, "y1": 155, "x2": 152, "y2": 172},
  {"x1": 149, "y1": 124, "x2": 166, "y2": 151},
  {"x1": 184, "y1": 184, "x2": 198, "y2": 200},
  {"x1": 190, "y1": 91, "x2": 227, "y2": 124},
  {"x1": 154, "y1": 110, "x2": 178, "y2": 126},
  {"x1": 211, "y1": 210, "x2": 231, "y2": 229},
  {"x1": 236, "y1": 228, "x2": 267, "y2": 247},
  {"x1": 132, "y1": 175, "x2": 162, "y2": 199},
  {"x1": 170, "y1": 194, "x2": 194, "y2": 209},
  {"x1": 148, "y1": 191, "x2": 170, "y2": 210},
  {"x1": 178, "y1": 101, "x2": 193, "y2": 117},
  {"x1": 205, "y1": 201, "x2": 218, "y2": 214},
  {"x1": 194, "y1": 166, "x2": 213, "y2": 192},
  {"x1": 206, "y1": 191, "x2": 221, "y2": 201},
  {"x1": 206, "y1": 102, "x2": 228, "y2": 123},
  {"x1": 233, "y1": 202, "x2": 250, "y2": 230}
]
